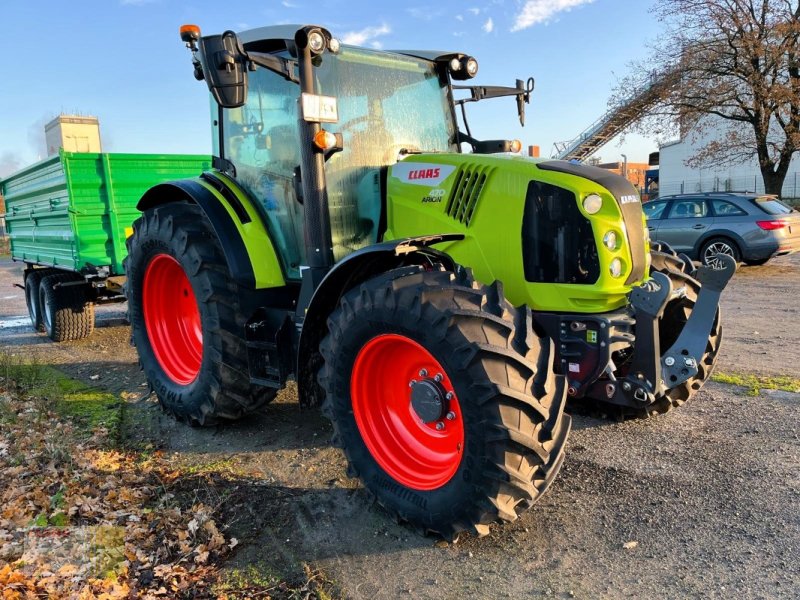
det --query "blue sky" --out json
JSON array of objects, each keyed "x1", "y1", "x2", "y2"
[{"x1": 0, "y1": 0, "x2": 663, "y2": 176}]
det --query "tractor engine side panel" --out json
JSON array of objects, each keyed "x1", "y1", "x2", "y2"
[{"x1": 384, "y1": 154, "x2": 650, "y2": 314}]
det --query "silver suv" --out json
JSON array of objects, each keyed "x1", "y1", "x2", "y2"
[{"x1": 644, "y1": 192, "x2": 800, "y2": 267}]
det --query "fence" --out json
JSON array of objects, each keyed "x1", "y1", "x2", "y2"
[{"x1": 659, "y1": 172, "x2": 800, "y2": 201}]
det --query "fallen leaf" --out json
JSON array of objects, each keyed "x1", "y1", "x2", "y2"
[{"x1": 623, "y1": 541, "x2": 639, "y2": 550}]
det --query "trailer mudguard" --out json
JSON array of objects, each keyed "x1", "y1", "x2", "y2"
[
  {"x1": 296, "y1": 234, "x2": 463, "y2": 408},
  {"x1": 137, "y1": 172, "x2": 285, "y2": 290}
]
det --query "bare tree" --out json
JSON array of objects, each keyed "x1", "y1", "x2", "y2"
[{"x1": 615, "y1": 0, "x2": 800, "y2": 195}]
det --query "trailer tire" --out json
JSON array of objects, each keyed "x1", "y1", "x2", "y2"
[
  {"x1": 124, "y1": 202, "x2": 276, "y2": 426},
  {"x1": 38, "y1": 273, "x2": 95, "y2": 342},
  {"x1": 25, "y1": 269, "x2": 56, "y2": 332},
  {"x1": 319, "y1": 266, "x2": 570, "y2": 539}
]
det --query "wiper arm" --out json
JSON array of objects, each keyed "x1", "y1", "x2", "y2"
[{"x1": 247, "y1": 52, "x2": 299, "y2": 84}]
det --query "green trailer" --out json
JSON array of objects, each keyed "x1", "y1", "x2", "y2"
[{"x1": 1, "y1": 150, "x2": 211, "y2": 341}]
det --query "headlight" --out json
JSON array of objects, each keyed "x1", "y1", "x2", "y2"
[
  {"x1": 609, "y1": 258, "x2": 623, "y2": 278},
  {"x1": 603, "y1": 230, "x2": 618, "y2": 250},
  {"x1": 583, "y1": 194, "x2": 602, "y2": 214},
  {"x1": 308, "y1": 30, "x2": 326, "y2": 54}
]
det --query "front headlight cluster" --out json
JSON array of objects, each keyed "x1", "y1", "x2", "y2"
[
  {"x1": 602, "y1": 230, "x2": 618, "y2": 251},
  {"x1": 609, "y1": 258, "x2": 623, "y2": 278},
  {"x1": 583, "y1": 193, "x2": 627, "y2": 279}
]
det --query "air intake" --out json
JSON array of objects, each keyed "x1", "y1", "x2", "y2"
[{"x1": 445, "y1": 165, "x2": 494, "y2": 226}]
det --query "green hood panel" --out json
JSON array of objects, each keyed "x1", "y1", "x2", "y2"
[{"x1": 385, "y1": 154, "x2": 651, "y2": 313}]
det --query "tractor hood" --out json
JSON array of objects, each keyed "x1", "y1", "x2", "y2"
[{"x1": 384, "y1": 154, "x2": 651, "y2": 314}]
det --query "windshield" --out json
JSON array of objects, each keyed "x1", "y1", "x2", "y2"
[
  {"x1": 314, "y1": 47, "x2": 458, "y2": 261},
  {"x1": 317, "y1": 46, "x2": 458, "y2": 156}
]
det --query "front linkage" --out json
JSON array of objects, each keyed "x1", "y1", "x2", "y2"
[{"x1": 535, "y1": 249, "x2": 735, "y2": 416}]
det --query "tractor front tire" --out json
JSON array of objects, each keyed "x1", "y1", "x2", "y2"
[
  {"x1": 124, "y1": 202, "x2": 276, "y2": 425},
  {"x1": 319, "y1": 267, "x2": 570, "y2": 538},
  {"x1": 38, "y1": 273, "x2": 95, "y2": 342}
]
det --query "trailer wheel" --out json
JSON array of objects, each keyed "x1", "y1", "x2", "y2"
[
  {"x1": 319, "y1": 267, "x2": 570, "y2": 538},
  {"x1": 38, "y1": 273, "x2": 95, "y2": 342},
  {"x1": 25, "y1": 269, "x2": 55, "y2": 332},
  {"x1": 124, "y1": 202, "x2": 276, "y2": 425}
]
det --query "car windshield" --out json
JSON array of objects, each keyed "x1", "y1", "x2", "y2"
[{"x1": 754, "y1": 197, "x2": 794, "y2": 215}]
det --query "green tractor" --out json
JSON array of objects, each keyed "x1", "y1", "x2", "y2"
[{"x1": 125, "y1": 24, "x2": 734, "y2": 538}]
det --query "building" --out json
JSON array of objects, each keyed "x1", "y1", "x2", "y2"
[
  {"x1": 659, "y1": 116, "x2": 800, "y2": 198},
  {"x1": 45, "y1": 115, "x2": 102, "y2": 156},
  {"x1": 597, "y1": 161, "x2": 649, "y2": 191}
]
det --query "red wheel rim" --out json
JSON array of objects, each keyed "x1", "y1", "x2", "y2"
[
  {"x1": 143, "y1": 254, "x2": 202, "y2": 384},
  {"x1": 351, "y1": 334, "x2": 464, "y2": 491}
]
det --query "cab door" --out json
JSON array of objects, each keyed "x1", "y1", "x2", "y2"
[{"x1": 656, "y1": 197, "x2": 714, "y2": 254}]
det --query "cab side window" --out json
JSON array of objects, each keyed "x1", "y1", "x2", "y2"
[{"x1": 221, "y1": 71, "x2": 304, "y2": 279}]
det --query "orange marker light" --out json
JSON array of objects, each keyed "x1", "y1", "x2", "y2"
[
  {"x1": 180, "y1": 24, "x2": 201, "y2": 43},
  {"x1": 313, "y1": 130, "x2": 338, "y2": 151}
]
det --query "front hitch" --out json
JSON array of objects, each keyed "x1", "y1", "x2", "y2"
[
  {"x1": 626, "y1": 254, "x2": 736, "y2": 399},
  {"x1": 535, "y1": 254, "x2": 735, "y2": 411},
  {"x1": 659, "y1": 254, "x2": 736, "y2": 387}
]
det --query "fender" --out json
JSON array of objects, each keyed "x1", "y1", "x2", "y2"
[
  {"x1": 691, "y1": 229, "x2": 747, "y2": 260},
  {"x1": 137, "y1": 173, "x2": 285, "y2": 290},
  {"x1": 296, "y1": 234, "x2": 464, "y2": 408}
]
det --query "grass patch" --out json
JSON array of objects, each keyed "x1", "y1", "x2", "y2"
[
  {"x1": 213, "y1": 563, "x2": 339, "y2": 599},
  {"x1": 0, "y1": 354, "x2": 122, "y2": 442},
  {"x1": 712, "y1": 371, "x2": 800, "y2": 396}
]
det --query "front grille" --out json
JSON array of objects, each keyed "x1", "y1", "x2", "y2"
[
  {"x1": 522, "y1": 180, "x2": 599, "y2": 284},
  {"x1": 445, "y1": 165, "x2": 494, "y2": 226}
]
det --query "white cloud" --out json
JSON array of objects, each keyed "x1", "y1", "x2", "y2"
[
  {"x1": 281, "y1": 0, "x2": 298, "y2": 7},
  {"x1": 455, "y1": 14, "x2": 464, "y2": 21},
  {"x1": 483, "y1": 17, "x2": 494, "y2": 33},
  {"x1": 120, "y1": 0, "x2": 157, "y2": 5},
  {"x1": 467, "y1": 7, "x2": 481, "y2": 15},
  {"x1": 511, "y1": 0, "x2": 594, "y2": 31},
  {"x1": 341, "y1": 23, "x2": 391, "y2": 46}
]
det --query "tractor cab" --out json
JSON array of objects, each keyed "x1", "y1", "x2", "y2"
[{"x1": 184, "y1": 24, "x2": 528, "y2": 280}]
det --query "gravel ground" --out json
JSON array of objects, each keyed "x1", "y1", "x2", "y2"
[{"x1": 1, "y1": 254, "x2": 798, "y2": 599}]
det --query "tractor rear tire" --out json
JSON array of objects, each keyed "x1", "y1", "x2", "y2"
[
  {"x1": 318, "y1": 266, "x2": 570, "y2": 539},
  {"x1": 124, "y1": 202, "x2": 276, "y2": 425},
  {"x1": 38, "y1": 273, "x2": 95, "y2": 342},
  {"x1": 25, "y1": 268, "x2": 56, "y2": 332}
]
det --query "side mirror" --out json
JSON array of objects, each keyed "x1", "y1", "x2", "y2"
[
  {"x1": 198, "y1": 30, "x2": 248, "y2": 108},
  {"x1": 516, "y1": 77, "x2": 534, "y2": 127}
]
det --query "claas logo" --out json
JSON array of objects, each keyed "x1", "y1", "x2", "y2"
[{"x1": 408, "y1": 168, "x2": 441, "y2": 180}]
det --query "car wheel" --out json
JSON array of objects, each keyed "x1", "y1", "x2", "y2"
[{"x1": 700, "y1": 237, "x2": 740, "y2": 269}]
